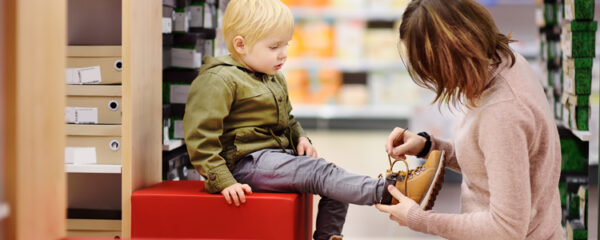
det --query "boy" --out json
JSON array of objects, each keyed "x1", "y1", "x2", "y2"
[{"x1": 183, "y1": 0, "x2": 444, "y2": 239}]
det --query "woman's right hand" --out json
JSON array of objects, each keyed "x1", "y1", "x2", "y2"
[
  {"x1": 221, "y1": 183, "x2": 252, "y2": 207},
  {"x1": 385, "y1": 127, "x2": 427, "y2": 159}
]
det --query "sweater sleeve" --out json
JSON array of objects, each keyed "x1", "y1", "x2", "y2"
[
  {"x1": 183, "y1": 72, "x2": 238, "y2": 193},
  {"x1": 407, "y1": 101, "x2": 533, "y2": 240},
  {"x1": 430, "y1": 136, "x2": 461, "y2": 173}
]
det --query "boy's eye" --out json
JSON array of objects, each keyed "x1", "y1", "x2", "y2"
[{"x1": 269, "y1": 46, "x2": 278, "y2": 49}]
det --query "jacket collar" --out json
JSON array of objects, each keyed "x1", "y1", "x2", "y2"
[{"x1": 219, "y1": 55, "x2": 271, "y2": 80}]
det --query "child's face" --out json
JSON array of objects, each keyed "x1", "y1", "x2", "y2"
[{"x1": 240, "y1": 32, "x2": 291, "y2": 76}]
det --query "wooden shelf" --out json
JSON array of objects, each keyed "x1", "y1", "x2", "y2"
[
  {"x1": 65, "y1": 164, "x2": 122, "y2": 174},
  {"x1": 163, "y1": 139, "x2": 184, "y2": 151},
  {"x1": 67, "y1": 219, "x2": 121, "y2": 238},
  {"x1": 556, "y1": 121, "x2": 591, "y2": 142},
  {"x1": 292, "y1": 104, "x2": 411, "y2": 119}
]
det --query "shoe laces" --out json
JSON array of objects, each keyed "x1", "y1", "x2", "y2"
[{"x1": 380, "y1": 128, "x2": 414, "y2": 196}]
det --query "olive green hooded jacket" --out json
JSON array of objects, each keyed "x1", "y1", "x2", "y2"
[{"x1": 183, "y1": 55, "x2": 306, "y2": 193}]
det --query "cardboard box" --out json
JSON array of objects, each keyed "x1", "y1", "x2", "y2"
[
  {"x1": 189, "y1": 2, "x2": 205, "y2": 28},
  {"x1": 577, "y1": 185, "x2": 588, "y2": 228},
  {"x1": 174, "y1": 8, "x2": 190, "y2": 33},
  {"x1": 165, "y1": 104, "x2": 185, "y2": 140},
  {"x1": 163, "y1": 69, "x2": 198, "y2": 104},
  {"x1": 67, "y1": 46, "x2": 122, "y2": 84},
  {"x1": 173, "y1": 31, "x2": 216, "y2": 58},
  {"x1": 163, "y1": 5, "x2": 174, "y2": 34},
  {"x1": 562, "y1": 93, "x2": 590, "y2": 131},
  {"x1": 562, "y1": 57, "x2": 593, "y2": 95},
  {"x1": 566, "y1": 219, "x2": 587, "y2": 240},
  {"x1": 66, "y1": 124, "x2": 121, "y2": 165},
  {"x1": 66, "y1": 85, "x2": 122, "y2": 124},
  {"x1": 171, "y1": 48, "x2": 201, "y2": 69},
  {"x1": 565, "y1": 0, "x2": 595, "y2": 21},
  {"x1": 561, "y1": 21, "x2": 597, "y2": 58}
]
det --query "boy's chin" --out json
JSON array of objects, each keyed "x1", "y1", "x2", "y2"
[{"x1": 262, "y1": 70, "x2": 278, "y2": 75}]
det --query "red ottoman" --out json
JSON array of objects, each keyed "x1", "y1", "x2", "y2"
[{"x1": 131, "y1": 181, "x2": 313, "y2": 240}]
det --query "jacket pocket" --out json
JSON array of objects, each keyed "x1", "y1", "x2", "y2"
[{"x1": 237, "y1": 87, "x2": 269, "y2": 101}]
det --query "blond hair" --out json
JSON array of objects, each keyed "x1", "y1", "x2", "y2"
[
  {"x1": 399, "y1": 0, "x2": 516, "y2": 108},
  {"x1": 223, "y1": 0, "x2": 295, "y2": 57}
]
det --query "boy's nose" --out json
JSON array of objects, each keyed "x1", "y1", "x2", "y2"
[
  {"x1": 278, "y1": 52, "x2": 287, "y2": 61},
  {"x1": 279, "y1": 48, "x2": 287, "y2": 60}
]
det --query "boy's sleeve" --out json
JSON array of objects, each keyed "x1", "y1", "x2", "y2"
[{"x1": 183, "y1": 72, "x2": 238, "y2": 193}]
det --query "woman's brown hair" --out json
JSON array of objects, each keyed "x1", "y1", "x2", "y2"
[{"x1": 399, "y1": 0, "x2": 516, "y2": 108}]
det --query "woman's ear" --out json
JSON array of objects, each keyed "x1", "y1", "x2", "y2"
[{"x1": 233, "y1": 36, "x2": 246, "y2": 55}]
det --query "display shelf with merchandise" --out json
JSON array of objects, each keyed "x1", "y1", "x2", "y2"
[
  {"x1": 284, "y1": 58, "x2": 406, "y2": 72},
  {"x1": 290, "y1": 1, "x2": 538, "y2": 20},
  {"x1": 162, "y1": 139, "x2": 184, "y2": 151},
  {"x1": 557, "y1": 121, "x2": 593, "y2": 142},
  {"x1": 291, "y1": 104, "x2": 411, "y2": 119}
]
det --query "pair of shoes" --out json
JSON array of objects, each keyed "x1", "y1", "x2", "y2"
[{"x1": 380, "y1": 150, "x2": 445, "y2": 210}]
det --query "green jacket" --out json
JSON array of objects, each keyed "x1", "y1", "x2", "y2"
[{"x1": 183, "y1": 55, "x2": 306, "y2": 193}]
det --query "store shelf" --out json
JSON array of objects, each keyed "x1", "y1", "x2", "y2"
[
  {"x1": 0, "y1": 202, "x2": 9, "y2": 221},
  {"x1": 292, "y1": 104, "x2": 411, "y2": 130},
  {"x1": 163, "y1": 139, "x2": 184, "y2": 151},
  {"x1": 65, "y1": 164, "x2": 122, "y2": 174},
  {"x1": 557, "y1": 121, "x2": 592, "y2": 142},
  {"x1": 285, "y1": 58, "x2": 406, "y2": 72},
  {"x1": 478, "y1": 0, "x2": 536, "y2": 6},
  {"x1": 569, "y1": 129, "x2": 592, "y2": 142},
  {"x1": 292, "y1": 104, "x2": 411, "y2": 119},
  {"x1": 291, "y1": 7, "x2": 404, "y2": 21},
  {"x1": 291, "y1": 1, "x2": 536, "y2": 20}
]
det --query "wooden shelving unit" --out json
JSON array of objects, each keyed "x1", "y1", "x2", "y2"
[{"x1": 2, "y1": 0, "x2": 67, "y2": 239}]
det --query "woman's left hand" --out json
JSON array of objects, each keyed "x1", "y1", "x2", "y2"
[
  {"x1": 297, "y1": 136, "x2": 318, "y2": 158},
  {"x1": 375, "y1": 185, "x2": 418, "y2": 226}
]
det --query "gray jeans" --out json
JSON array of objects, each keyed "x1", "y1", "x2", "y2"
[{"x1": 231, "y1": 149, "x2": 385, "y2": 240}]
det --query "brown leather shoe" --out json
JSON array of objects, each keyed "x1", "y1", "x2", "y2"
[{"x1": 380, "y1": 150, "x2": 445, "y2": 210}]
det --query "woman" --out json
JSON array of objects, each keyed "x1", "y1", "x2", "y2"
[{"x1": 375, "y1": 0, "x2": 563, "y2": 239}]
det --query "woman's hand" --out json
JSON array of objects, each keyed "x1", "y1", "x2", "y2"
[
  {"x1": 385, "y1": 127, "x2": 427, "y2": 159},
  {"x1": 375, "y1": 185, "x2": 418, "y2": 226},
  {"x1": 221, "y1": 183, "x2": 252, "y2": 207},
  {"x1": 297, "y1": 136, "x2": 318, "y2": 158}
]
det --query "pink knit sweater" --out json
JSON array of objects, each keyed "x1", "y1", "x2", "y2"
[{"x1": 407, "y1": 53, "x2": 563, "y2": 240}]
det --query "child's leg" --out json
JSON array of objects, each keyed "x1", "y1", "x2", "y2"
[
  {"x1": 232, "y1": 149, "x2": 385, "y2": 240},
  {"x1": 315, "y1": 196, "x2": 348, "y2": 240},
  {"x1": 232, "y1": 149, "x2": 385, "y2": 205}
]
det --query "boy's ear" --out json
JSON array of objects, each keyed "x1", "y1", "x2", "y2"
[{"x1": 233, "y1": 36, "x2": 247, "y2": 55}]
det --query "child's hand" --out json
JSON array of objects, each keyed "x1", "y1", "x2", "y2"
[
  {"x1": 297, "y1": 136, "x2": 318, "y2": 158},
  {"x1": 375, "y1": 185, "x2": 418, "y2": 226},
  {"x1": 221, "y1": 183, "x2": 252, "y2": 207}
]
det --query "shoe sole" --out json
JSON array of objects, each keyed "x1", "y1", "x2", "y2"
[{"x1": 419, "y1": 150, "x2": 445, "y2": 211}]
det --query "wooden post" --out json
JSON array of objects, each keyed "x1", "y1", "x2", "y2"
[
  {"x1": 121, "y1": 0, "x2": 162, "y2": 236},
  {"x1": 2, "y1": 0, "x2": 67, "y2": 239}
]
